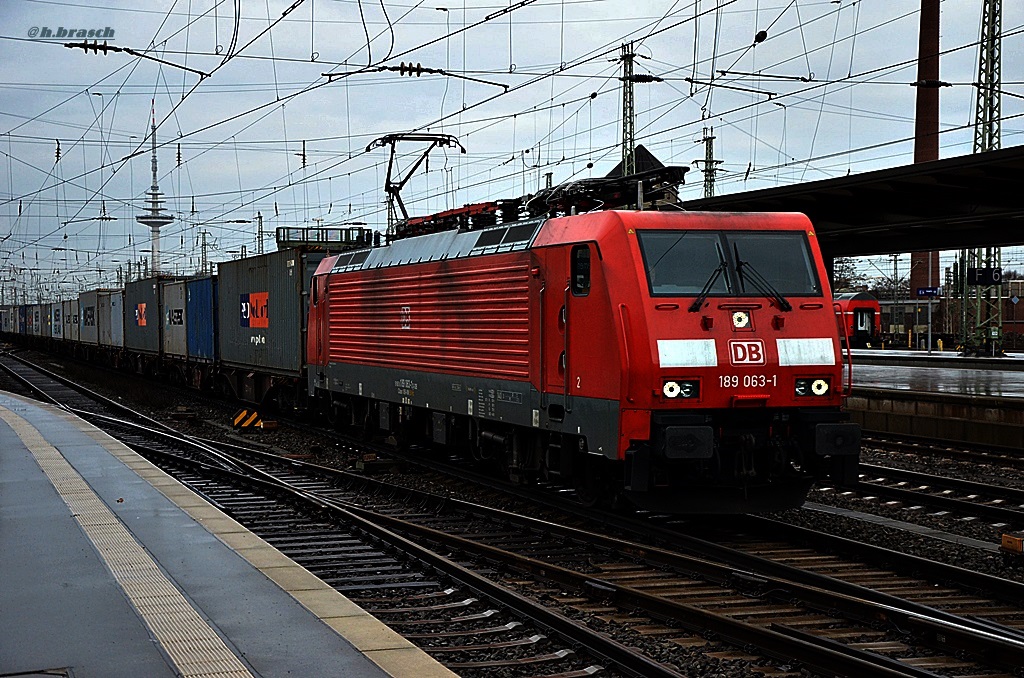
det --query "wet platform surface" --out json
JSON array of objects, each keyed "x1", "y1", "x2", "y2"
[
  {"x1": 0, "y1": 390, "x2": 454, "y2": 678},
  {"x1": 851, "y1": 350, "x2": 1024, "y2": 399}
]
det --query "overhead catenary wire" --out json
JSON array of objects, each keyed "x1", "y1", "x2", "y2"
[{"x1": 4, "y1": 3, "x2": 1024, "y2": 293}]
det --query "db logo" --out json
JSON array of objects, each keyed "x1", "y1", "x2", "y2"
[{"x1": 729, "y1": 339, "x2": 765, "y2": 365}]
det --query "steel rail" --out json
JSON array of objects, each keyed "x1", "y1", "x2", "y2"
[
  {"x1": 859, "y1": 462, "x2": 1024, "y2": 504},
  {"x1": 141, "y1": 445, "x2": 685, "y2": 678},
  {"x1": 201, "y1": 434, "x2": 1024, "y2": 633}
]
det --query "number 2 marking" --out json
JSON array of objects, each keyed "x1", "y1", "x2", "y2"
[{"x1": 576, "y1": 376, "x2": 581, "y2": 389}]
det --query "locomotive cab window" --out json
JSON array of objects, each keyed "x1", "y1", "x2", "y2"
[
  {"x1": 638, "y1": 230, "x2": 821, "y2": 298},
  {"x1": 728, "y1": 231, "x2": 820, "y2": 296},
  {"x1": 571, "y1": 245, "x2": 591, "y2": 296},
  {"x1": 638, "y1": 231, "x2": 730, "y2": 296}
]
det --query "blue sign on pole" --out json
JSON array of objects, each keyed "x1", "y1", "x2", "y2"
[{"x1": 916, "y1": 287, "x2": 939, "y2": 297}]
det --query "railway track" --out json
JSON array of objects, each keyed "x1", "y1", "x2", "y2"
[
  {"x1": 0, "y1": 351, "x2": 672, "y2": 677},
  {"x1": 9, "y1": 352, "x2": 1024, "y2": 675},
  {"x1": 838, "y1": 463, "x2": 1024, "y2": 528},
  {"x1": 862, "y1": 432, "x2": 1024, "y2": 470},
  {"x1": 149, "y1": 432, "x2": 1024, "y2": 676}
]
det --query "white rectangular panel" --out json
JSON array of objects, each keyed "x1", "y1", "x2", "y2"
[
  {"x1": 657, "y1": 339, "x2": 718, "y2": 368},
  {"x1": 776, "y1": 338, "x2": 836, "y2": 366}
]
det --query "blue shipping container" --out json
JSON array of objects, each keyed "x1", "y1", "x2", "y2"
[{"x1": 186, "y1": 276, "x2": 217, "y2": 361}]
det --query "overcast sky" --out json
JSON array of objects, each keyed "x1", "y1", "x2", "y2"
[{"x1": 1, "y1": 0, "x2": 1022, "y2": 301}]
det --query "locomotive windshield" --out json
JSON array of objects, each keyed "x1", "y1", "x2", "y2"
[
  {"x1": 638, "y1": 230, "x2": 821, "y2": 298},
  {"x1": 638, "y1": 231, "x2": 732, "y2": 296}
]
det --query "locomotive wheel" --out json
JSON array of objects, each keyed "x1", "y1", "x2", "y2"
[
  {"x1": 574, "y1": 479, "x2": 600, "y2": 508},
  {"x1": 324, "y1": 399, "x2": 339, "y2": 427},
  {"x1": 573, "y1": 456, "x2": 602, "y2": 508}
]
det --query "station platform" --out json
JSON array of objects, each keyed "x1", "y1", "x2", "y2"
[
  {"x1": 851, "y1": 349, "x2": 1024, "y2": 399},
  {"x1": 0, "y1": 390, "x2": 455, "y2": 678}
]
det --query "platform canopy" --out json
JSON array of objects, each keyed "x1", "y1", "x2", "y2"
[{"x1": 682, "y1": 145, "x2": 1024, "y2": 258}]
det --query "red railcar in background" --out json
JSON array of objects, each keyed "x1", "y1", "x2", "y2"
[
  {"x1": 307, "y1": 210, "x2": 860, "y2": 513},
  {"x1": 834, "y1": 292, "x2": 881, "y2": 348}
]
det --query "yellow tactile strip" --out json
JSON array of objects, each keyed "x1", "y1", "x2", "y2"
[
  {"x1": 0, "y1": 404, "x2": 254, "y2": 678},
  {"x1": 1, "y1": 395, "x2": 457, "y2": 678}
]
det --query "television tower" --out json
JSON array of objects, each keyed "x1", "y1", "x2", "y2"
[{"x1": 135, "y1": 101, "x2": 173, "y2": 275}]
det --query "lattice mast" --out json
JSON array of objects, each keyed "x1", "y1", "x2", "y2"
[
  {"x1": 620, "y1": 42, "x2": 636, "y2": 179},
  {"x1": 961, "y1": 0, "x2": 1002, "y2": 354},
  {"x1": 695, "y1": 129, "x2": 721, "y2": 199}
]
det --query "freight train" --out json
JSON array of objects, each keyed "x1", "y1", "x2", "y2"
[{"x1": 0, "y1": 209, "x2": 860, "y2": 513}]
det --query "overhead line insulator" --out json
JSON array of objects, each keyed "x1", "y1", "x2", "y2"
[{"x1": 399, "y1": 62, "x2": 425, "y2": 77}]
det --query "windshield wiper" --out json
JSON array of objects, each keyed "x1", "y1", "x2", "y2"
[
  {"x1": 734, "y1": 244, "x2": 793, "y2": 311},
  {"x1": 688, "y1": 243, "x2": 729, "y2": 312}
]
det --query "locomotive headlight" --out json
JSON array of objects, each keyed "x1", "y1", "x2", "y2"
[
  {"x1": 811, "y1": 378, "x2": 830, "y2": 396},
  {"x1": 663, "y1": 380, "x2": 699, "y2": 399},
  {"x1": 795, "y1": 378, "x2": 830, "y2": 397}
]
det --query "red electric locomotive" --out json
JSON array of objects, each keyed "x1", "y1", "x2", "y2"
[
  {"x1": 834, "y1": 292, "x2": 881, "y2": 348},
  {"x1": 307, "y1": 210, "x2": 859, "y2": 513}
]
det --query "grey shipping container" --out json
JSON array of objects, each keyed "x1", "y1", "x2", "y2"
[
  {"x1": 161, "y1": 280, "x2": 187, "y2": 358},
  {"x1": 29, "y1": 304, "x2": 43, "y2": 336},
  {"x1": 217, "y1": 249, "x2": 323, "y2": 375},
  {"x1": 79, "y1": 290, "x2": 101, "y2": 344},
  {"x1": 110, "y1": 291, "x2": 124, "y2": 347},
  {"x1": 125, "y1": 277, "x2": 171, "y2": 354},
  {"x1": 98, "y1": 290, "x2": 125, "y2": 348},
  {"x1": 62, "y1": 299, "x2": 80, "y2": 342},
  {"x1": 50, "y1": 302, "x2": 63, "y2": 339}
]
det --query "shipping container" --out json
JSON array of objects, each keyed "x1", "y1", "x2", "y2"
[
  {"x1": 29, "y1": 304, "x2": 43, "y2": 336},
  {"x1": 50, "y1": 302, "x2": 63, "y2": 340},
  {"x1": 125, "y1": 277, "x2": 174, "y2": 355},
  {"x1": 17, "y1": 305, "x2": 27, "y2": 335},
  {"x1": 111, "y1": 290, "x2": 124, "y2": 347},
  {"x1": 217, "y1": 249, "x2": 323, "y2": 376},
  {"x1": 98, "y1": 290, "x2": 125, "y2": 348},
  {"x1": 62, "y1": 299, "x2": 80, "y2": 342},
  {"x1": 0, "y1": 306, "x2": 11, "y2": 333},
  {"x1": 161, "y1": 280, "x2": 187, "y2": 358},
  {"x1": 79, "y1": 290, "x2": 101, "y2": 344},
  {"x1": 186, "y1": 276, "x2": 217, "y2": 362}
]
